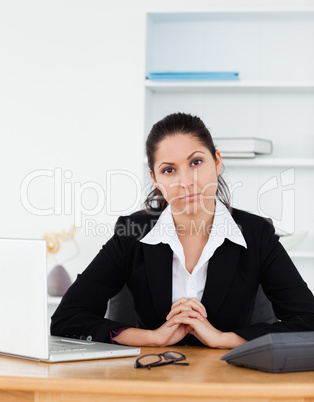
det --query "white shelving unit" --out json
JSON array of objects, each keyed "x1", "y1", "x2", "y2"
[
  {"x1": 48, "y1": 297, "x2": 62, "y2": 305},
  {"x1": 222, "y1": 158, "x2": 314, "y2": 167},
  {"x1": 144, "y1": 10, "x2": 314, "y2": 291},
  {"x1": 146, "y1": 80, "x2": 314, "y2": 93},
  {"x1": 290, "y1": 251, "x2": 314, "y2": 259}
]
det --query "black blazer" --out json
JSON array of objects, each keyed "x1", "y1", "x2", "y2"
[{"x1": 51, "y1": 207, "x2": 314, "y2": 344}]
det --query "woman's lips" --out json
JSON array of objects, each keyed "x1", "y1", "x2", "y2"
[{"x1": 181, "y1": 193, "x2": 200, "y2": 201}]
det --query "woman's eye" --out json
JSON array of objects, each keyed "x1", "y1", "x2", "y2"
[
  {"x1": 162, "y1": 167, "x2": 175, "y2": 174},
  {"x1": 191, "y1": 158, "x2": 203, "y2": 167}
]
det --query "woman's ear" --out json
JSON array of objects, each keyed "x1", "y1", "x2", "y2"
[
  {"x1": 215, "y1": 150, "x2": 222, "y2": 176},
  {"x1": 150, "y1": 170, "x2": 159, "y2": 189}
]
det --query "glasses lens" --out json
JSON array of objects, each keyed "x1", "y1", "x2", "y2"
[
  {"x1": 137, "y1": 354, "x2": 161, "y2": 366},
  {"x1": 163, "y1": 352, "x2": 185, "y2": 361}
]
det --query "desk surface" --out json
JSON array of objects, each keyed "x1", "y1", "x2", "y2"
[{"x1": 1, "y1": 346, "x2": 314, "y2": 402}]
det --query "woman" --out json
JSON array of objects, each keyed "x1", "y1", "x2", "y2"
[{"x1": 51, "y1": 113, "x2": 314, "y2": 348}]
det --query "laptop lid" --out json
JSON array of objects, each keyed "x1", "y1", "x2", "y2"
[
  {"x1": 0, "y1": 238, "x2": 141, "y2": 363},
  {"x1": 0, "y1": 238, "x2": 49, "y2": 360}
]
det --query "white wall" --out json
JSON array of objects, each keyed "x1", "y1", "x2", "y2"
[
  {"x1": 1, "y1": 0, "x2": 313, "y2": 279},
  {"x1": 0, "y1": 0, "x2": 147, "y2": 278}
]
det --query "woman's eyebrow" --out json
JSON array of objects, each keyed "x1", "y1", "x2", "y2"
[
  {"x1": 158, "y1": 151, "x2": 205, "y2": 169},
  {"x1": 158, "y1": 161, "x2": 175, "y2": 168},
  {"x1": 187, "y1": 150, "x2": 205, "y2": 159}
]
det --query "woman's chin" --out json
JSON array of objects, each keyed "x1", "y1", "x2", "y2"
[
  {"x1": 172, "y1": 202, "x2": 202, "y2": 216},
  {"x1": 171, "y1": 198, "x2": 215, "y2": 216}
]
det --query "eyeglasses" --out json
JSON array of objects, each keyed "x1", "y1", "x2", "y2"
[{"x1": 134, "y1": 351, "x2": 189, "y2": 370}]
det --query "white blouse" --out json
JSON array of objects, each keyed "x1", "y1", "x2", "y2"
[{"x1": 140, "y1": 198, "x2": 247, "y2": 304}]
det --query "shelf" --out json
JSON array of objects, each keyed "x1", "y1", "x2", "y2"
[
  {"x1": 149, "y1": 11, "x2": 314, "y2": 22},
  {"x1": 222, "y1": 158, "x2": 314, "y2": 167},
  {"x1": 47, "y1": 296, "x2": 62, "y2": 305},
  {"x1": 282, "y1": 235, "x2": 314, "y2": 259},
  {"x1": 289, "y1": 251, "x2": 314, "y2": 259},
  {"x1": 143, "y1": 157, "x2": 314, "y2": 168},
  {"x1": 145, "y1": 80, "x2": 314, "y2": 93}
]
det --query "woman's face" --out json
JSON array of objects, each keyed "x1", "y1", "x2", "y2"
[{"x1": 150, "y1": 134, "x2": 222, "y2": 216}]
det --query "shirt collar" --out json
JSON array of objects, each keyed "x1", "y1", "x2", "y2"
[
  {"x1": 140, "y1": 204, "x2": 177, "y2": 245},
  {"x1": 211, "y1": 199, "x2": 247, "y2": 249},
  {"x1": 140, "y1": 198, "x2": 247, "y2": 249}
]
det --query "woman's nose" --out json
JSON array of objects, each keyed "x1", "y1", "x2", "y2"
[{"x1": 178, "y1": 168, "x2": 196, "y2": 188}]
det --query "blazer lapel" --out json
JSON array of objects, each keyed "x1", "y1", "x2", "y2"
[
  {"x1": 142, "y1": 242, "x2": 173, "y2": 322},
  {"x1": 201, "y1": 239, "x2": 242, "y2": 320}
]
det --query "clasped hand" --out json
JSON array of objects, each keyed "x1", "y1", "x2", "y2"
[
  {"x1": 112, "y1": 298, "x2": 245, "y2": 348},
  {"x1": 154, "y1": 297, "x2": 223, "y2": 348}
]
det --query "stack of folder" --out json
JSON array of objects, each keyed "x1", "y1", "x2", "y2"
[
  {"x1": 146, "y1": 71, "x2": 240, "y2": 81},
  {"x1": 213, "y1": 138, "x2": 273, "y2": 158}
]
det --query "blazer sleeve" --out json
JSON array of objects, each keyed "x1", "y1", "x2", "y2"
[
  {"x1": 50, "y1": 216, "x2": 133, "y2": 343},
  {"x1": 234, "y1": 219, "x2": 314, "y2": 341}
]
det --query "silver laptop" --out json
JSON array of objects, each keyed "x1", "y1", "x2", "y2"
[{"x1": 0, "y1": 238, "x2": 140, "y2": 362}]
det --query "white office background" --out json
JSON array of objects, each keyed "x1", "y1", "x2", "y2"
[{"x1": 1, "y1": 0, "x2": 314, "y2": 296}]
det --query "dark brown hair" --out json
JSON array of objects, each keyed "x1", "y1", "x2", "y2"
[{"x1": 144, "y1": 112, "x2": 230, "y2": 212}]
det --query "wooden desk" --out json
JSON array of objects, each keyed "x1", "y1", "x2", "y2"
[{"x1": 0, "y1": 346, "x2": 314, "y2": 402}]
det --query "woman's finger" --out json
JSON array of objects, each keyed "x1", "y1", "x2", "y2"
[
  {"x1": 167, "y1": 313, "x2": 201, "y2": 328},
  {"x1": 172, "y1": 297, "x2": 206, "y2": 315},
  {"x1": 166, "y1": 308, "x2": 205, "y2": 324},
  {"x1": 171, "y1": 297, "x2": 188, "y2": 310},
  {"x1": 187, "y1": 298, "x2": 207, "y2": 315},
  {"x1": 166, "y1": 305, "x2": 204, "y2": 321},
  {"x1": 168, "y1": 298, "x2": 207, "y2": 320}
]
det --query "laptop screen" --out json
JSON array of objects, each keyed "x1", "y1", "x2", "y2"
[{"x1": 0, "y1": 238, "x2": 49, "y2": 360}]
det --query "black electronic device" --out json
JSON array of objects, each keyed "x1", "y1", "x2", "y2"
[{"x1": 221, "y1": 332, "x2": 314, "y2": 373}]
